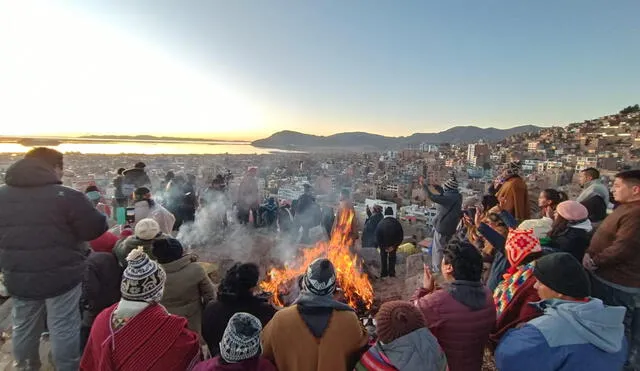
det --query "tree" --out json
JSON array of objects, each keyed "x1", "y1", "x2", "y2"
[{"x1": 620, "y1": 104, "x2": 640, "y2": 115}]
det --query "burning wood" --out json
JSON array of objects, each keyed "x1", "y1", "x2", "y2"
[{"x1": 260, "y1": 209, "x2": 374, "y2": 310}]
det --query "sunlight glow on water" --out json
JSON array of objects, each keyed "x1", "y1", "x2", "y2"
[{"x1": 0, "y1": 142, "x2": 283, "y2": 155}]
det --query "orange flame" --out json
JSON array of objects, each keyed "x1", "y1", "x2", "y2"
[{"x1": 260, "y1": 208, "x2": 374, "y2": 310}]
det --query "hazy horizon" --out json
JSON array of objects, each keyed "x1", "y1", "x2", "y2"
[{"x1": 1, "y1": 1, "x2": 638, "y2": 141}]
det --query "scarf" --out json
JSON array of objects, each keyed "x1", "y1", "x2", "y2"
[
  {"x1": 355, "y1": 345, "x2": 398, "y2": 371},
  {"x1": 493, "y1": 262, "x2": 535, "y2": 317},
  {"x1": 293, "y1": 291, "x2": 354, "y2": 311}
]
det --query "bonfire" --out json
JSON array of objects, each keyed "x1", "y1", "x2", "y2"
[{"x1": 260, "y1": 209, "x2": 374, "y2": 310}]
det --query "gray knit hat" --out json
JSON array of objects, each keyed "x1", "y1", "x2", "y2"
[
  {"x1": 219, "y1": 312, "x2": 263, "y2": 363},
  {"x1": 303, "y1": 258, "x2": 337, "y2": 296},
  {"x1": 443, "y1": 172, "x2": 459, "y2": 191},
  {"x1": 505, "y1": 161, "x2": 522, "y2": 176},
  {"x1": 120, "y1": 247, "x2": 166, "y2": 303}
]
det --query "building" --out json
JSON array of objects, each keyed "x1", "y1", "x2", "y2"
[{"x1": 467, "y1": 142, "x2": 490, "y2": 167}]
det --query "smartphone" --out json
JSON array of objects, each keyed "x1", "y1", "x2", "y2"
[
  {"x1": 464, "y1": 208, "x2": 476, "y2": 220},
  {"x1": 125, "y1": 207, "x2": 136, "y2": 224}
]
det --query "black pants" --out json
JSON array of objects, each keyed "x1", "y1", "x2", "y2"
[{"x1": 380, "y1": 248, "x2": 397, "y2": 277}]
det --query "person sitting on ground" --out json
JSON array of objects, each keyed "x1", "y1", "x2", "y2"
[
  {"x1": 113, "y1": 218, "x2": 170, "y2": 267},
  {"x1": 495, "y1": 253, "x2": 627, "y2": 371},
  {"x1": 489, "y1": 228, "x2": 544, "y2": 349},
  {"x1": 80, "y1": 248, "x2": 200, "y2": 370},
  {"x1": 413, "y1": 240, "x2": 496, "y2": 371},
  {"x1": 576, "y1": 167, "x2": 609, "y2": 224},
  {"x1": 547, "y1": 200, "x2": 592, "y2": 262},
  {"x1": 354, "y1": 301, "x2": 448, "y2": 371},
  {"x1": 152, "y1": 237, "x2": 216, "y2": 338},
  {"x1": 80, "y1": 249, "x2": 123, "y2": 350},
  {"x1": 362, "y1": 205, "x2": 383, "y2": 248},
  {"x1": 133, "y1": 187, "x2": 176, "y2": 234},
  {"x1": 262, "y1": 258, "x2": 368, "y2": 371},
  {"x1": 375, "y1": 207, "x2": 404, "y2": 278},
  {"x1": 202, "y1": 263, "x2": 277, "y2": 357},
  {"x1": 194, "y1": 312, "x2": 277, "y2": 371}
]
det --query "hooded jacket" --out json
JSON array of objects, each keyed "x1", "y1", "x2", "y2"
[
  {"x1": 361, "y1": 212, "x2": 383, "y2": 248},
  {"x1": 495, "y1": 298, "x2": 627, "y2": 371},
  {"x1": 425, "y1": 186, "x2": 462, "y2": 237},
  {"x1": 548, "y1": 220, "x2": 592, "y2": 262},
  {"x1": 354, "y1": 328, "x2": 448, "y2": 371},
  {"x1": 375, "y1": 215, "x2": 404, "y2": 249},
  {"x1": 133, "y1": 200, "x2": 175, "y2": 235},
  {"x1": 0, "y1": 158, "x2": 108, "y2": 299}
]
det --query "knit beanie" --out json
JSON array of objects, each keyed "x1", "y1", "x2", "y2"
[
  {"x1": 152, "y1": 237, "x2": 184, "y2": 264},
  {"x1": 219, "y1": 312, "x2": 263, "y2": 363},
  {"x1": 303, "y1": 258, "x2": 337, "y2": 296},
  {"x1": 505, "y1": 161, "x2": 522, "y2": 177},
  {"x1": 556, "y1": 201, "x2": 589, "y2": 222},
  {"x1": 505, "y1": 228, "x2": 542, "y2": 267},
  {"x1": 121, "y1": 247, "x2": 166, "y2": 303},
  {"x1": 375, "y1": 301, "x2": 426, "y2": 344},
  {"x1": 443, "y1": 172, "x2": 459, "y2": 191},
  {"x1": 533, "y1": 252, "x2": 591, "y2": 298},
  {"x1": 134, "y1": 218, "x2": 161, "y2": 240},
  {"x1": 518, "y1": 218, "x2": 552, "y2": 240}
]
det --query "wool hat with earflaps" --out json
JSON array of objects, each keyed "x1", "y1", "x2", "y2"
[
  {"x1": 442, "y1": 171, "x2": 459, "y2": 192},
  {"x1": 533, "y1": 252, "x2": 591, "y2": 298},
  {"x1": 121, "y1": 247, "x2": 166, "y2": 303},
  {"x1": 505, "y1": 228, "x2": 542, "y2": 267},
  {"x1": 219, "y1": 312, "x2": 263, "y2": 363},
  {"x1": 303, "y1": 258, "x2": 337, "y2": 296},
  {"x1": 504, "y1": 161, "x2": 522, "y2": 177},
  {"x1": 375, "y1": 300, "x2": 426, "y2": 344}
]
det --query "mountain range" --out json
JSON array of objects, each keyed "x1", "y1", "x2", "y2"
[{"x1": 252, "y1": 125, "x2": 542, "y2": 151}]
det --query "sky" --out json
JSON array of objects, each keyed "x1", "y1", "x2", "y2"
[{"x1": 0, "y1": 1, "x2": 639, "y2": 141}]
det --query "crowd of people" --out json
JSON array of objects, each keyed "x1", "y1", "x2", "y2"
[{"x1": 1, "y1": 147, "x2": 639, "y2": 371}]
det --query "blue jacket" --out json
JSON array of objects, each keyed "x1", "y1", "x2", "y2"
[
  {"x1": 424, "y1": 186, "x2": 462, "y2": 237},
  {"x1": 495, "y1": 298, "x2": 627, "y2": 371}
]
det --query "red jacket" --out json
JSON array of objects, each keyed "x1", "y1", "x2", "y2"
[
  {"x1": 193, "y1": 357, "x2": 277, "y2": 371},
  {"x1": 81, "y1": 303, "x2": 200, "y2": 371},
  {"x1": 413, "y1": 283, "x2": 496, "y2": 371},
  {"x1": 90, "y1": 232, "x2": 120, "y2": 253}
]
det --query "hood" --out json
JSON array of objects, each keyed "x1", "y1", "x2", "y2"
[
  {"x1": 380, "y1": 328, "x2": 447, "y2": 371},
  {"x1": 443, "y1": 280, "x2": 490, "y2": 311},
  {"x1": 4, "y1": 158, "x2": 61, "y2": 187},
  {"x1": 533, "y1": 298, "x2": 626, "y2": 353},
  {"x1": 161, "y1": 254, "x2": 196, "y2": 273},
  {"x1": 569, "y1": 219, "x2": 593, "y2": 232}
]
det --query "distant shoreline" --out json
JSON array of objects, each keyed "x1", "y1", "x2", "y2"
[{"x1": 0, "y1": 135, "x2": 250, "y2": 146}]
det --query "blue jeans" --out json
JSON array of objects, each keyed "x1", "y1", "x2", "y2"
[
  {"x1": 12, "y1": 284, "x2": 82, "y2": 371},
  {"x1": 589, "y1": 273, "x2": 640, "y2": 371}
]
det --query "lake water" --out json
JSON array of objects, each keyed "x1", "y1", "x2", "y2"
[{"x1": 0, "y1": 142, "x2": 287, "y2": 155}]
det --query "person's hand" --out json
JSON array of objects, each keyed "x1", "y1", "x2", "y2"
[
  {"x1": 583, "y1": 253, "x2": 597, "y2": 271},
  {"x1": 463, "y1": 214, "x2": 473, "y2": 227},
  {"x1": 422, "y1": 265, "x2": 436, "y2": 293},
  {"x1": 474, "y1": 205, "x2": 484, "y2": 227}
]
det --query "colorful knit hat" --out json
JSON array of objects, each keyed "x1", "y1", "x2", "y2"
[
  {"x1": 219, "y1": 312, "x2": 263, "y2": 363},
  {"x1": 303, "y1": 258, "x2": 337, "y2": 296},
  {"x1": 443, "y1": 172, "x2": 459, "y2": 191},
  {"x1": 505, "y1": 228, "x2": 542, "y2": 267},
  {"x1": 121, "y1": 247, "x2": 166, "y2": 303},
  {"x1": 517, "y1": 218, "x2": 552, "y2": 240},
  {"x1": 556, "y1": 201, "x2": 589, "y2": 222},
  {"x1": 375, "y1": 301, "x2": 426, "y2": 344},
  {"x1": 504, "y1": 161, "x2": 522, "y2": 176}
]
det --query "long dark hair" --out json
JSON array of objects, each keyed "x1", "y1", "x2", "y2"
[
  {"x1": 549, "y1": 214, "x2": 569, "y2": 238},
  {"x1": 218, "y1": 263, "x2": 260, "y2": 302},
  {"x1": 542, "y1": 189, "x2": 568, "y2": 210}
]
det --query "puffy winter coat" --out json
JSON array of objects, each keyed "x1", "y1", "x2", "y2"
[
  {"x1": 375, "y1": 216, "x2": 404, "y2": 249},
  {"x1": 82, "y1": 252, "x2": 123, "y2": 316},
  {"x1": 0, "y1": 158, "x2": 108, "y2": 299},
  {"x1": 425, "y1": 186, "x2": 462, "y2": 237},
  {"x1": 362, "y1": 213, "x2": 383, "y2": 248},
  {"x1": 548, "y1": 222, "x2": 592, "y2": 262},
  {"x1": 413, "y1": 282, "x2": 496, "y2": 371}
]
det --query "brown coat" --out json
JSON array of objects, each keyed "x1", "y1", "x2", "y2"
[
  {"x1": 496, "y1": 176, "x2": 530, "y2": 221},
  {"x1": 262, "y1": 305, "x2": 368, "y2": 371},
  {"x1": 587, "y1": 200, "x2": 640, "y2": 288},
  {"x1": 160, "y1": 254, "x2": 216, "y2": 336}
]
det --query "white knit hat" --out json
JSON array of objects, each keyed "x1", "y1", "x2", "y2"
[
  {"x1": 134, "y1": 218, "x2": 161, "y2": 240},
  {"x1": 219, "y1": 312, "x2": 263, "y2": 363}
]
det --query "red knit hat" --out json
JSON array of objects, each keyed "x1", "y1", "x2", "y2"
[
  {"x1": 505, "y1": 228, "x2": 542, "y2": 267},
  {"x1": 375, "y1": 301, "x2": 426, "y2": 344}
]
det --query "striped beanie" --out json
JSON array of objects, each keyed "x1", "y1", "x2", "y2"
[
  {"x1": 505, "y1": 228, "x2": 542, "y2": 267},
  {"x1": 303, "y1": 258, "x2": 337, "y2": 296},
  {"x1": 505, "y1": 161, "x2": 522, "y2": 177},
  {"x1": 121, "y1": 247, "x2": 166, "y2": 303},
  {"x1": 219, "y1": 312, "x2": 263, "y2": 363},
  {"x1": 443, "y1": 172, "x2": 459, "y2": 191}
]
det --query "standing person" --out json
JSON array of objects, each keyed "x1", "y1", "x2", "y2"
[
  {"x1": 194, "y1": 313, "x2": 277, "y2": 371},
  {"x1": 547, "y1": 200, "x2": 592, "y2": 262},
  {"x1": 413, "y1": 241, "x2": 496, "y2": 371},
  {"x1": 152, "y1": 238, "x2": 216, "y2": 338},
  {"x1": 133, "y1": 187, "x2": 176, "y2": 234},
  {"x1": 423, "y1": 172, "x2": 463, "y2": 273},
  {"x1": 576, "y1": 167, "x2": 610, "y2": 224},
  {"x1": 113, "y1": 167, "x2": 127, "y2": 207},
  {"x1": 375, "y1": 207, "x2": 404, "y2": 278},
  {"x1": 200, "y1": 175, "x2": 230, "y2": 230},
  {"x1": 354, "y1": 301, "x2": 448, "y2": 371},
  {"x1": 85, "y1": 185, "x2": 120, "y2": 253},
  {"x1": 321, "y1": 206, "x2": 335, "y2": 239},
  {"x1": 202, "y1": 263, "x2": 277, "y2": 357},
  {"x1": 237, "y1": 167, "x2": 260, "y2": 227},
  {"x1": 122, "y1": 161, "x2": 152, "y2": 197},
  {"x1": 277, "y1": 200, "x2": 295, "y2": 237},
  {"x1": 0, "y1": 148, "x2": 108, "y2": 371},
  {"x1": 295, "y1": 184, "x2": 318, "y2": 243},
  {"x1": 261, "y1": 258, "x2": 368, "y2": 371},
  {"x1": 496, "y1": 161, "x2": 530, "y2": 221},
  {"x1": 80, "y1": 248, "x2": 200, "y2": 370},
  {"x1": 361, "y1": 205, "x2": 383, "y2": 248},
  {"x1": 496, "y1": 253, "x2": 627, "y2": 371},
  {"x1": 584, "y1": 169, "x2": 640, "y2": 370}
]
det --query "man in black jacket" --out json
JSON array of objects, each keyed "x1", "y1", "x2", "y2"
[
  {"x1": 376, "y1": 207, "x2": 404, "y2": 278},
  {"x1": 0, "y1": 148, "x2": 108, "y2": 371}
]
